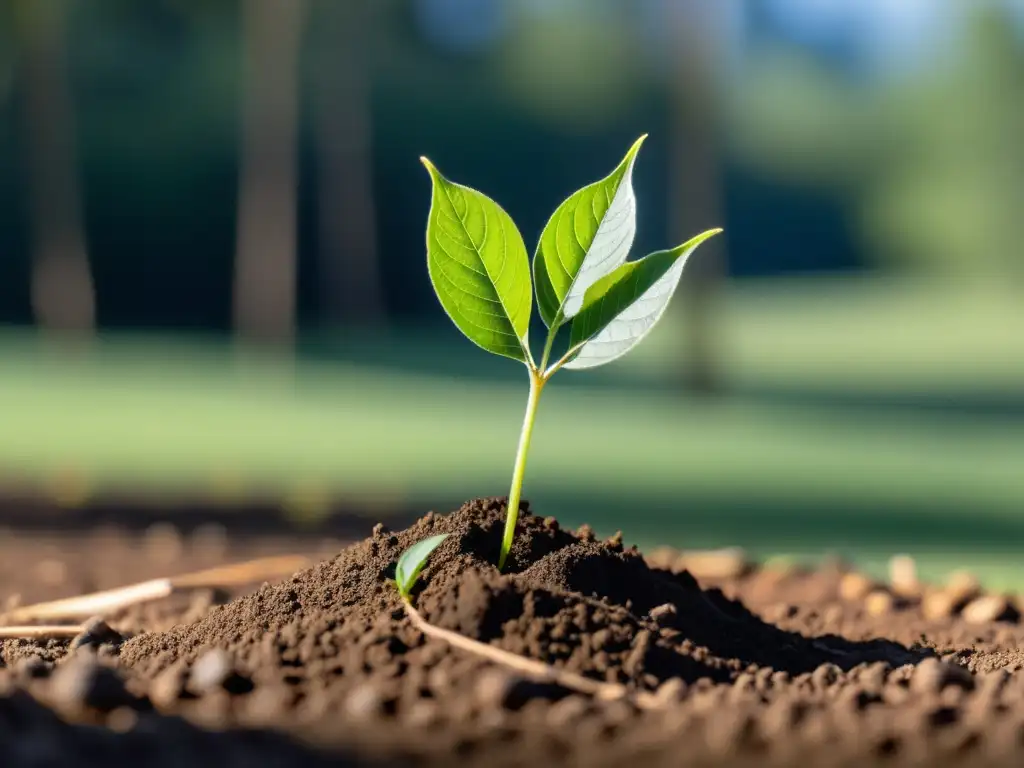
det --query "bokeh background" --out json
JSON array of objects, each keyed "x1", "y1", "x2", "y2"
[{"x1": 0, "y1": 0, "x2": 1021, "y2": 584}]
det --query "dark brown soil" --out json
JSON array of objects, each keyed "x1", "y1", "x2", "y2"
[{"x1": 3, "y1": 497, "x2": 1024, "y2": 767}]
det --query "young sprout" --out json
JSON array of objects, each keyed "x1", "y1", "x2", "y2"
[
  {"x1": 394, "y1": 533, "x2": 449, "y2": 601},
  {"x1": 420, "y1": 136, "x2": 721, "y2": 571}
]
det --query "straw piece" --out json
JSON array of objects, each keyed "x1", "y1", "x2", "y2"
[
  {"x1": 0, "y1": 624, "x2": 85, "y2": 639},
  {"x1": 2, "y1": 579, "x2": 172, "y2": 624},
  {"x1": 2, "y1": 554, "x2": 312, "y2": 625},
  {"x1": 170, "y1": 554, "x2": 311, "y2": 588}
]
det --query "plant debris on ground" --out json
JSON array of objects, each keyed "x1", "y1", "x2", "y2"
[{"x1": 1, "y1": 498, "x2": 1024, "y2": 767}]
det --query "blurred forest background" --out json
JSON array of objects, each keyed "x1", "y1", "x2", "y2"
[{"x1": 0, "y1": 0, "x2": 1021, "y2": 583}]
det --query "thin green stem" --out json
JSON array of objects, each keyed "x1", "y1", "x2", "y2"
[
  {"x1": 498, "y1": 370, "x2": 545, "y2": 571},
  {"x1": 543, "y1": 341, "x2": 583, "y2": 379},
  {"x1": 538, "y1": 316, "x2": 561, "y2": 372}
]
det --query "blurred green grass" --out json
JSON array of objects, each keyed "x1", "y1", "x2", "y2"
[{"x1": 0, "y1": 278, "x2": 1021, "y2": 585}]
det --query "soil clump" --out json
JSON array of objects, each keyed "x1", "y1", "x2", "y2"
[{"x1": 2, "y1": 498, "x2": 1024, "y2": 767}]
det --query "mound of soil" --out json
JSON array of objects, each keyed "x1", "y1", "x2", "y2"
[{"x1": 3, "y1": 498, "x2": 1024, "y2": 767}]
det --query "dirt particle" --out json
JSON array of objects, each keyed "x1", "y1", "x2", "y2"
[
  {"x1": 545, "y1": 694, "x2": 590, "y2": 727},
  {"x1": 344, "y1": 682, "x2": 386, "y2": 721},
  {"x1": 148, "y1": 663, "x2": 190, "y2": 708},
  {"x1": 839, "y1": 572, "x2": 876, "y2": 601},
  {"x1": 648, "y1": 603, "x2": 679, "y2": 628},
  {"x1": 473, "y1": 669, "x2": 517, "y2": 710},
  {"x1": 106, "y1": 706, "x2": 139, "y2": 733},
  {"x1": 71, "y1": 617, "x2": 124, "y2": 651},
  {"x1": 188, "y1": 649, "x2": 253, "y2": 696},
  {"x1": 652, "y1": 677, "x2": 687, "y2": 706},
  {"x1": 14, "y1": 656, "x2": 53, "y2": 681},
  {"x1": 49, "y1": 655, "x2": 137, "y2": 713},
  {"x1": 911, "y1": 658, "x2": 975, "y2": 695}
]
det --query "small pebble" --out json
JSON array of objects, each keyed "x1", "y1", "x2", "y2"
[
  {"x1": 945, "y1": 570, "x2": 981, "y2": 605},
  {"x1": 888, "y1": 554, "x2": 920, "y2": 596},
  {"x1": 962, "y1": 595, "x2": 1019, "y2": 625},
  {"x1": 839, "y1": 572, "x2": 876, "y2": 601},
  {"x1": 920, "y1": 589, "x2": 956, "y2": 620},
  {"x1": 677, "y1": 548, "x2": 749, "y2": 580},
  {"x1": 865, "y1": 590, "x2": 900, "y2": 616}
]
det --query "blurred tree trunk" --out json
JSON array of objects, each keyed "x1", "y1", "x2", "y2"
[
  {"x1": 233, "y1": 0, "x2": 307, "y2": 346},
  {"x1": 310, "y1": 0, "x2": 383, "y2": 326},
  {"x1": 668, "y1": 0, "x2": 726, "y2": 396},
  {"x1": 18, "y1": 0, "x2": 95, "y2": 334}
]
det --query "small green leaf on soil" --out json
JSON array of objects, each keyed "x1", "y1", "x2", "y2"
[
  {"x1": 563, "y1": 228, "x2": 722, "y2": 370},
  {"x1": 395, "y1": 533, "x2": 449, "y2": 598},
  {"x1": 534, "y1": 135, "x2": 646, "y2": 328},
  {"x1": 422, "y1": 159, "x2": 532, "y2": 363}
]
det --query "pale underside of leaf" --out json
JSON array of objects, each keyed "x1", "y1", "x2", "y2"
[
  {"x1": 424, "y1": 161, "x2": 532, "y2": 362},
  {"x1": 563, "y1": 228, "x2": 722, "y2": 370},
  {"x1": 395, "y1": 533, "x2": 449, "y2": 595},
  {"x1": 536, "y1": 135, "x2": 645, "y2": 327}
]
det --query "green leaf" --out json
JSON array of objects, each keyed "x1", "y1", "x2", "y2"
[
  {"x1": 534, "y1": 135, "x2": 646, "y2": 328},
  {"x1": 395, "y1": 533, "x2": 449, "y2": 598},
  {"x1": 563, "y1": 229, "x2": 722, "y2": 370},
  {"x1": 422, "y1": 158, "x2": 532, "y2": 363}
]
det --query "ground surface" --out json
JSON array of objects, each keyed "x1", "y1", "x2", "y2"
[{"x1": 2, "y1": 498, "x2": 1024, "y2": 767}]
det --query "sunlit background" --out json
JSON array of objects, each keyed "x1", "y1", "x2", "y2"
[{"x1": 0, "y1": 0, "x2": 1021, "y2": 585}]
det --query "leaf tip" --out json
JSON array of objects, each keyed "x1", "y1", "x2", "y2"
[
  {"x1": 630, "y1": 133, "x2": 649, "y2": 154},
  {"x1": 419, "y1": 156, "x2": 439, "y2": 177}
]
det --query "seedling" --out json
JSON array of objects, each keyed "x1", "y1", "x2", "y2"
[
  {"x1": 417, "y1": 136, "x2": 721, "y2": 571},
  {"x1": 394, "y1": 533, "x2": 448, "y2": 600}
]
